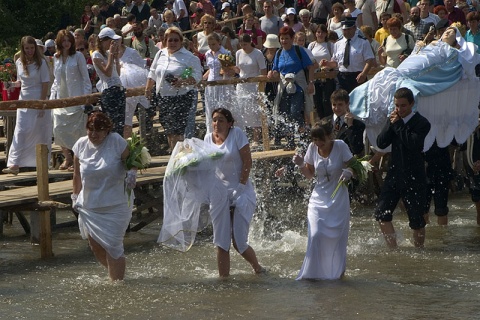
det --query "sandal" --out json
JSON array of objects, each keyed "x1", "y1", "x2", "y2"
[
  {"x1": 2, "y1": 167, "x2": 19, "y2": 175},
  {"x1": 59, "y1": 162, "x2": 72, "y2": 170},
  {"x1": 67, "y1": 166, "x2": 74, "y2": 172}
]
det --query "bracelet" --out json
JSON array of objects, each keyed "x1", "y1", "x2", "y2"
[
  {"x1": 298, "y1": 162, "x2": 306, "y2": 169},
  {"x1": 71, "y1": 193, "x2": 78, "y2": 201}
]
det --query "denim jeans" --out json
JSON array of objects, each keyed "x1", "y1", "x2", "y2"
[{"x1": 277, "y1": 88, "x2": 305, "y2": 146}]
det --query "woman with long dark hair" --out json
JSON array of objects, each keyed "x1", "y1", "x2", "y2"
[{"x1": 50, "y1": 30, "x2": 91, "y2": 171}]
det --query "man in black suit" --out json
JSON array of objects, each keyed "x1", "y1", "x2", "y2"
[
  {"x1": 375, "y1": 87, "x2": 431, "y2": 249},
  {"x1": 322, "y1": 89, "x2": 365, "y2": 156}
]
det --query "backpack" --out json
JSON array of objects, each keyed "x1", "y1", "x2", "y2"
[
  {"x1": 383, "y1": 33, "x2": 412, "y2": 56},
  {"x1": 275, "y1": 45, "x2": 309, "y2": 82}
]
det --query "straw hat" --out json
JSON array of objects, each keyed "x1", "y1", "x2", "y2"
[{"x1": 263, "y1": 34, "x2": 281, "y2": 48}]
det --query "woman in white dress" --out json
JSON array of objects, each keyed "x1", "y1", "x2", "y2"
[
  {"x1": 72, "y1": 112, "x2": 134, "y2": 281},
  {"x1": 3, "y1": 36, "x2": 51, "y2": 175},
  {"x1": 117, "y1": 40, "x2": 150, "y2": 138},
  {"x1": 203, "y1": 33, "x2": 236, "y2": 134},
  {"x1": 233, "y1": 34, "x2": 267, "y2": 146},
  {"x1": 50, "y1": 30, "x2": 91, "y2": 171},
  {"x1": 204, "y1": 108, "x2": 264, "y2": 277},
  {"x1": 293, "y1": 121, "x2": 354, "y2": 280}
]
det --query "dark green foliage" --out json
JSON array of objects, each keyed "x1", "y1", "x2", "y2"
[{"x1": 0, "y1": 0, "x2": 93, "y2": 60}]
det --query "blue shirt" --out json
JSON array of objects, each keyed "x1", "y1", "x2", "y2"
[
  {"x1": 272, "y1": 45, "x2": 313, "y2": 75},
  {"x1": 465, "y1": 30, "x2": 480, "y2": 54}
]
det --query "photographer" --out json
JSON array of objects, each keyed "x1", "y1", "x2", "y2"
[{"x1": 145, "y1": 27, "x2": 202, "y2": 153}]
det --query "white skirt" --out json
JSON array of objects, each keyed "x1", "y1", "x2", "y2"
[{"x1": 77, "y1": 203, "x2": 132, "y2": 259}]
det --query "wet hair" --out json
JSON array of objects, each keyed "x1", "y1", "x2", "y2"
[
  {"x1": 386, "y1": 17, "x2": 402, "y2": 29},
  {"x1": 54, "y1": 29, "x2": 76, "y2": 58},
  {"x1": 311, "y1": 120, "x2": 333, "y2": 141},
  {"x1": 330, "y1": 89, "x2": 349, "y2": 103},
  {"x1": 279, "y1": 26, "x2": 295, "y2": 38},
  {"x1": 19, "y1": 36, "x2": 43, "y2": 76},
  {"x1": 212, "y1": 108, "x2": 235, "y2": 124},
  {"x1": 394, "y1": 87, "x2": 414, "y2": 104},
  {"x1": 86, "y1": 111, "x2": 113, "y2": 132}
]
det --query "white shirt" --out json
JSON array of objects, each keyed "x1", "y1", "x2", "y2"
[
  {"x1": 332, "y1": 34, "x2": 374, "y2": 72},
  {"x1": 92, "y1": 51, "x2": 122, "y2": 90},
  {"x1": 421, "y1": 13, "x2": 440, "y2": 26},
  {"x1": 148, "y1": 47, "x2": 202, "y2": 96},
  {"x1": 148, "y1": 15, "x2": 163, "y2": 29},
  {"x1": 72, "y1": 133, "x2": 127, "y2": 209},
  {"x1": 402, "y1": 111, "x2": 415, "y2": 124},
  {"x1": 173, "y1": 0, "x2": 187, "y2": 19},
  {"x1": 308, "y1": 41, "x2": 332, "y2": 63}
]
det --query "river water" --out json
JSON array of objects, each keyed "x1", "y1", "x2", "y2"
[{"x1": 2, "y1": 178, "x2": 480, "y2": 319}]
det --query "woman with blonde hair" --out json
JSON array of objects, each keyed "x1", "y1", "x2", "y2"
[
  {"x1": 193, "y1": 14, "x2": 231, "y2": 55},
  {"x1": 50, "y1": 30, "x2": 91, "y2": 171},
  {"x1": 3, "y1": 36, "x2": 51, "y2": 175},
  {"x1": 145, "y1": 27, "x2": 203, "y2": 152}
]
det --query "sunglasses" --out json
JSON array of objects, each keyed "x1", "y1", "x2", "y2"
[
  {"x1": 76, "y1": 48, "x2": 85, "y2": 51},
  {"x1": 167, "y1": 38, "x2": 180, "y2": 42}
]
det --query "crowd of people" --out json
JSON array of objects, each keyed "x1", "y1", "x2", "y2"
[{"x1": 3, "y1": 0, "x2": 480, "y2": 281}]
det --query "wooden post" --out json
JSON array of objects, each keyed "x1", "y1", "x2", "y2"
[
  {"x1": 138, "y1": 104, "x2": 147, "y2": 141},
  {"x1": 258, "y1": 82, "x2": 270, "y2": 151},
  {"x1": 36, "y1": 144, "x2": 53, "y2": 258}
]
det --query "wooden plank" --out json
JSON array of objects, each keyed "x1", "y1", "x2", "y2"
[{"x1": 0, "y1": 150, "x2": 291, "y2": 209}]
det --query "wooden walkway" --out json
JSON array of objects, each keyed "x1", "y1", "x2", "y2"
[{"x1": 0, "y1": 148, "x2": 294, "y2": 258}]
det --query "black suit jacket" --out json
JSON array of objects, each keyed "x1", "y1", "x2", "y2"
[
  {"x1": 323, "y1": 115, "x2": 366, "y2": 156},
  {"x1": 377, "y1": 112, "x2": 431, "y2": 180}
]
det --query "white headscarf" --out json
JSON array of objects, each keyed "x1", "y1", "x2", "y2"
[{"x1": 440, "y1": 27, "x2": 480, "y2": 79}]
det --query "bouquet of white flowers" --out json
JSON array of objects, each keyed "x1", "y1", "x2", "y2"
[
  {"x1": 331, "y1": 155, "x2": 373, "y2": 199},
  {"x1": 166, "y1": 138, "x2": 224, "y2": 176}
]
